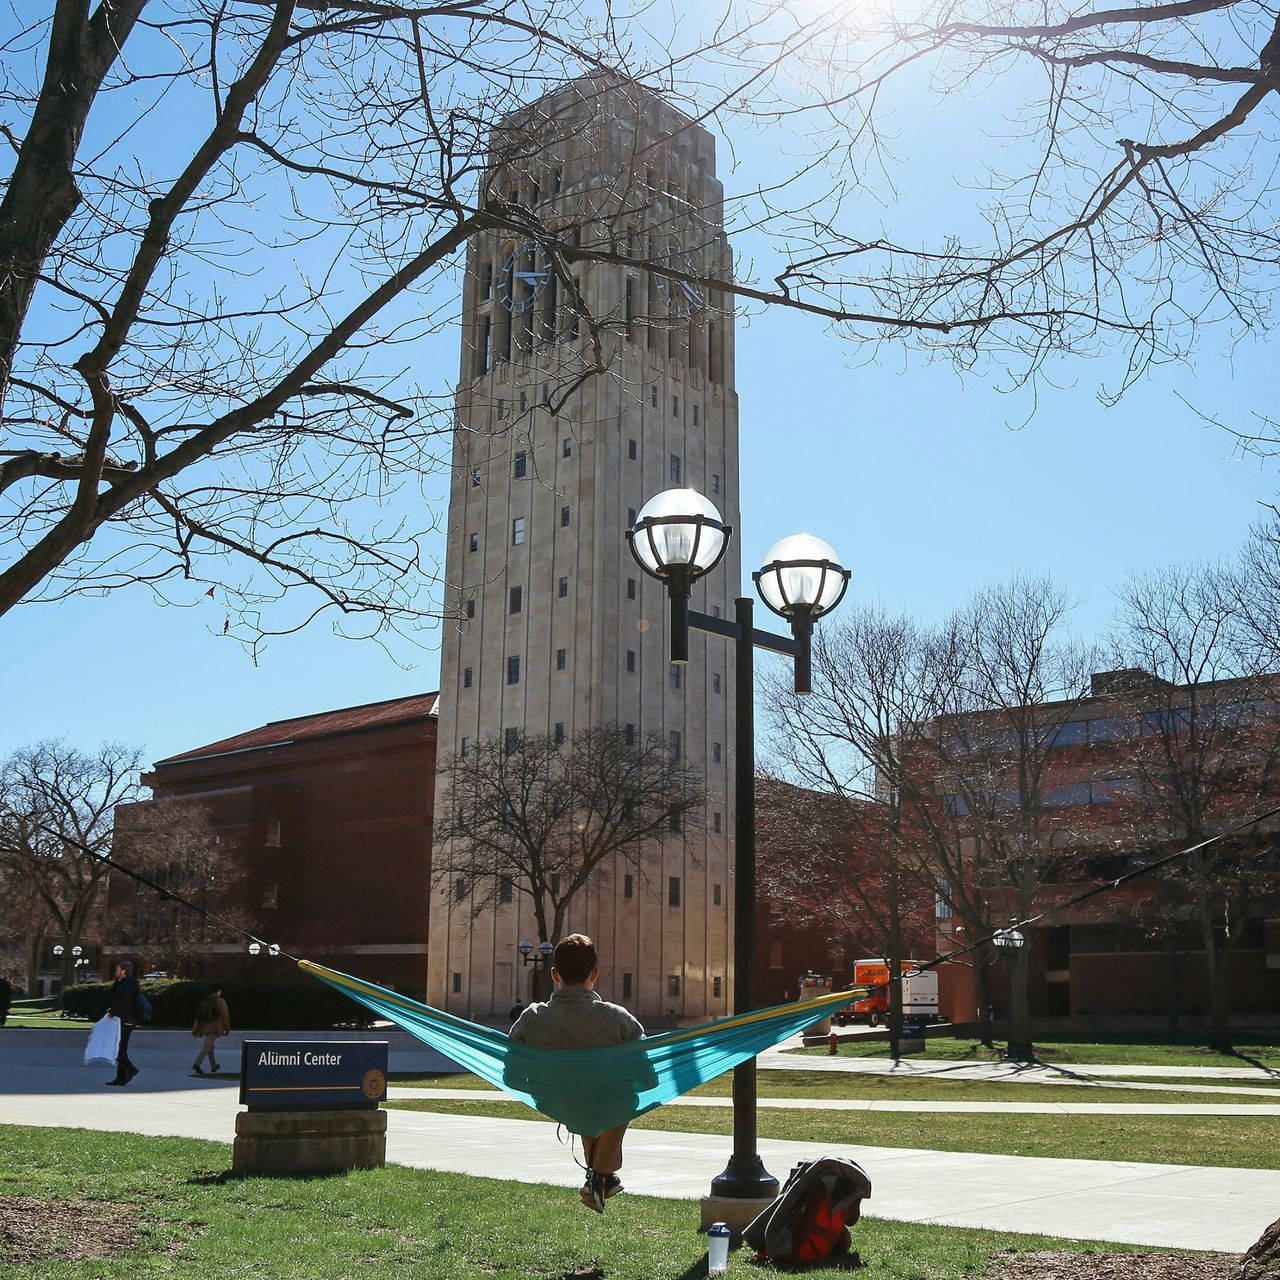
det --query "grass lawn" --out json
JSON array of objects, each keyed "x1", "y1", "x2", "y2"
[
  {"x1": 386, "y1": 1097, "x2": 1280, "y2": 1170},
  {"x1": 794, "y1": 1037, "x2": 1280, "y2": 1068},
  {"x1": 0, "y1": 1124, "x2": 1167, "y2": 1280},
  {"x1": 1, "y1": 1015, "x2": 90, "y2": 1029},
  {"x1": 390, "y1": 1069, "x2": 1277, "y2": 1107}
]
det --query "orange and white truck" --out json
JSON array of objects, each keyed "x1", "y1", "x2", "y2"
[{"x1": 833, "y1": 958, "x2": 939, "y2": 1027}]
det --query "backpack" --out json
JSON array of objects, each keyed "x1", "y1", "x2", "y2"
[
  {"x1": 136, "y1": 990, "x2": 153, "y2": 1023},
  {"x1": 742, "y1": 1159, "x2": 872, "y2": 1269},
  {"x1": 195, "y1": 993, "x2": 220, "y2": 1024}
]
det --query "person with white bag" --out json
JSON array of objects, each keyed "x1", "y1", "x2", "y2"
[
  {"x1": 105, "y1": 962, "x2": 143, "y2": 1086},
  {"x1": 84, "y1": 1011, "x2": 120, "y2": 1066}
]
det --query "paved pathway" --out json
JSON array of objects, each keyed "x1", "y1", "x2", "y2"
[{"x1": 1, "y1": 1033, "x2": 1277, "y2": 1252}]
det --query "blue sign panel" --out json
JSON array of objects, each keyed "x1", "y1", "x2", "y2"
[{"x1": 240, "y1": 1040, "x2": 389, "y2": 1110}]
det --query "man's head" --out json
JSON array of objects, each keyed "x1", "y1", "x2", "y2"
[
  {"x1": 552, "y1": 934, "x2": 598, "y2": 988},
  {"x1": 115, "y1": 962, "x2": 131, "y2": 980}
]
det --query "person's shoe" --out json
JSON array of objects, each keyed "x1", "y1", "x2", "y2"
[
  {"x1": 124, "y1": 1066, "x2": 139, "y2": 1083},
  {"x1": 105, "y1": 1078, "x2": 126, "y2": 1086},
  {"x1": 602, "y1": 1174, "x2": 623, "y2": 1199},
  {"x1": 579, "y1": 1172, "x2": 606, "y2": 1214},
  {"x1": 192, "y1": 1064, "x2": 205, "y2": 1075},
  {"x1": 210, "y1": 1061, "x2": 221, "y2": 1073}
]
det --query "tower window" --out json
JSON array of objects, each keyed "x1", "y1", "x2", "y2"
[
  {"x1": 509, "y1": 585, "x2": 522, "y2": 614},
  {"x1": 624, "y1": 723, "x2": 635, "y2": 745},
  {"x1": 482, "y1": 262, "x2": 494, "y2": 299},
  {"x1": 556, "y1": 648, "x2": 567, "y2": 670},
  {"x1": 713, "y1": 883, "x2": 722, "y2": 906},
  {"x1": 553, "y1": 168, "x2": 562, "y2": 194},
  {"x1": 711, "y1": 473, "x2": 720, "y2": 494},
  {"x1": 625, "y1": 278, "x2": 635, "y2": 343},
  {"x1": 628, "y1": 507, "x2": 636, "y2": 526},
  {"x1": 626, "y1": 649, "x2": 636, "y2": 673},
  {"x1": 562, "y1": 437, "x2": 572, "y2": 458},
  {"x1": 554, "y1": 722, "x2": 565, "y2": 746},
  {"x1": 669, "y1": 665, "x2": 681, "y2": 690},
  {"x1": 713, "y1": 812, "x2": 722, "y2": 834},
  {"x1": 519, "y1": 391, "x2": 527, "y2": 412},
  {"x1": 471, "y1": 468, "x2": 481, "y2": 488},
  {"x1": 669, "y1": 876, "x2": 681, "y2": 907},
  {"x1": 713, "y1": 673, "x2": 722, "y2": 694},
  {"x1": 560, "y1": 505, "x2": 570, "y2": 528},
  {"x1": 476, "y1": 316, "x2": 491, "y2": 376},
  {"x1": 558, "y1": 576, "x2": 569, "y2": 599},
  {"x1": 455, "y1": 878, "x2": 468, "y2": 903},
  {"x1": 624, "y1": 873, "x2": 634, "y2": 899},
  {"x1": 507, "y1": 655, "x2": 521, "y2": 685},
  {"x1": 469, "y1": 532, "x2": 478, "y2": 552},
  {"x1": 498, "y1": 398, "x2": 506, "y2": 419},
  {"x1": 712, "y1": 742, "x2": 722, "y2": 764},
  {"x1": 452, "y1": 971, "x2": 462, "y2": 993},
  {"x1": 713, "y1": 975, "x2": 722, "y2": 999},
  {"x1": 504, "y1": 728, "x2": 518, "y2": 757},
  {"x1": 627, "y1": 578, "x2": 636, "y2": 601},
  {"x1": 463, "y1": 666, "x2": 473, "y2": 688},
  {"x1": 460, "y1": 737, "x2": 470, "y2": 758},
  {"x1": 668, "y1": 974, "x2": 681, "y2": 997},
  {"x1": 669, "y1": 730, "x2": 681, "y2": 759},
  {"x1": 550, "y1": 873, "x2": 560, "y2": 895},
  {"x1": 265, "y1": 820, "x2": 282, "y2": 848},
  {"x1": 672, "y1": 395, "x2": 679, "y2": 417},
  {"x1": 693, "y1": 403, "x2": 699, "y2": 426},
  {"x1": 669, "y1": 454, "x2": 681, "y2": 484},
  {"x1": 628, "y1": 438, "x2": 637, "y2": 461},
  {"x1": 512, "y1": 517, "x2": 525, "y2": 546},
  {"x1": 513, "y1": 451, "x2": 527, "y2": 479},
  {"x1": 465, "y1": 600, "x2": 475, "y2": 619},
  {"x1": 650, "y1": 384, "x2": 658, "y2": 408},
  {"x1": 500, "y1": 875, "x2": 514, "y2": 904},
  {"x1": 623, "y1": 972, "x2": 633, "y2": 998}
]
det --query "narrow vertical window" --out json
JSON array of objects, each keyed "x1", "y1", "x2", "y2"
[
  {"x1": 713, "y1": 883, "x2": 722, "y2": 907},
  {"x1": 476, "y1": 316, "x2": 491, "y2": 376},
  {"x1": 625, "y1": 278, "x2": 635, "y2": 342},
  {"x1": 713, "y1": 812, "x2": 722, "y2": 834},
  {"x1": 669, "y1": 730, "x2": 681, "y2": 759},
  {"x1": 713, "y1": 673, "x2": 721, "y2": 694},
  {"x1": 504, "y1": 727, "x2": 518, "y2": 756},
  {"x1": 560, "y1": 505, "x2": 570, "y2": 528},
  {"x1": 507, "y1": 655, "x2": 521, "y2": 685},
  {"x1": 562, "y1": 437, "x2": 572, "y2": 458},
  {"x1": 511, "y1": 518, "x2": 525, "y2": 546},
  {"x1": 713, "y1": 975, "x2": 722, "y2": 999},
  {"x1": 672, "y1": 395, "x2": 679, "y2": 417},
  {"x1": 463, "y1": 667, "x2": 473, "y2": 688},
  {"x1": 556, "y1": 648, "x2": 567, "y2": 670},
  {"x1": 627, "y1": 578, "x2": 636, "y2": 600},
  {"x1": 693, "y1": 403, "x2": 699, "y2": 426},
  {"x1": 669, "y1": 454, "x2": 681, "y2": 484},
  {"x1": 623, "y1": 972, "x2": 633, "y2": 998},
  {"x1": 669, "y1": 876, "x2": 681, "y2": 907},
  {"x1": 624, "y1": 723, "x2": 635, "y2": 745},
  {"x1": 500, "y1": 875, "x2": 513, "y2": 904},
  {"x1": 471, "y1": 468, "x2": 482, "y2": 488},
  {"x1": 624, "y1": 874, "x2": 634, "y2": 899},
  {"x1": 712, "y1": 742, "x2": 722, "y2": 764},
  {"x1": 460, "y1": 736, "x2": 470, "y2": 757},
  {"x1": 711, "y1": 473, "x2": 720, "y2": 494},
  {"x1": 626, "y1": 650, "x2": 636, "y2": 673},
  {"x1": 509, "y1": 585, "x2": 522, "y2": 614},
  {"x1": 468, "y1": 532, "x2": 478, "y2": 552},
  {"x1": 554, "y1": 722, "x2": 565, "y2": 746},
  {"x1": 628, "y1": 438, "x2": 637, "y2": 460},
  {"x1": 513, "y1": 451, "x2": 527, "y2": 479},
  {"x1": 650, "y1": 383, "x2": 658, "y2": 408},
  {"x1": 452, "y1": 971, "x2": 463, "y2": 993},
  {"x1": 669, "y1": 664, "x2": 681, "y2": 690},
  {"x1": 465, "y1": 599, "x2": 475, "y2": 619},
  {"x1": 558, "y1": 576, "x2": 569, "y2": 598},
  {"x1": 482, "y1": 262, "x2": 494, "y2": 299}
]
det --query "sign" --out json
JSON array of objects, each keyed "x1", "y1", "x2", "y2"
[{"x1": 240, "y1": 1040, "x2": 388, "y2": 1111}]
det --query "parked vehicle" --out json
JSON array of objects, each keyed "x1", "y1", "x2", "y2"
[{"x1": 833, "y1": 960, "x2": 938, "y2": 1026}]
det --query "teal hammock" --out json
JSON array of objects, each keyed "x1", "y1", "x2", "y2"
[{"x1": 301, "y1": 960, "x2": 866, "y2": 1136}]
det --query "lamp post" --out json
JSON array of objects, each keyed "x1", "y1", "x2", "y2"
[
  {"x1": 627, "y1": 489, "x2": 849, "y2": 1208},
  {"x1": 992, "y1": 920, "x2": 1030, "y2": 1061},
  {"x1": 518, "y1": 939, "x2": 556, "y2": 1003}
]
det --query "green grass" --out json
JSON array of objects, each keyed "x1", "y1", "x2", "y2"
[
  {"x1": 2, "y1": 1014, "x2": 90, "y2": 1029},
  {"x1": 391, "y1": 1068, "x2": 1277, "y2": 1107},
  {"x1": 0, "y1": 1124, "x2": 1167, "y2": 1280},
  {"x1": 387, "y1": 1097, "x2": 1280, "y2": 1170},
  {"x1": 796, "y1": 1036, "x2": 1280, "y2": 1068}
]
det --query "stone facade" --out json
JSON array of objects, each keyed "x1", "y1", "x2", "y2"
[{"x1": 430, "y1": 77, "x2": 740, "y2": 1022}]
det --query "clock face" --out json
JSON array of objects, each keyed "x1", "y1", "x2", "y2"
[
  {"x1": 500, "y1": 242, "x2": 550, "y2": 313},
  {"x1": 655, "y1": 245, "x2": 706, "y2": 317}
]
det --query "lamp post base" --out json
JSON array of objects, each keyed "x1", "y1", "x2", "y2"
[
  {"x1": 709, "y1": 1153, "x2": 780, "y2": 1201},
  {"x1": 700, "y1": 1192, "x2": 779, "y2": 1235}
]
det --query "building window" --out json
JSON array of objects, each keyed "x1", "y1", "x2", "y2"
[
  {"x1": 627, "y1": 577, "x2": 636, "y2": 600},
  {"x1": 713, "y1": 812, "x2": 722, "y2": 834},
  {"x1": 497, "y1": 397, "x2": 506, "y2": 419},
  {"x1": 668, "y1": 974, "x2": 681, "y2": 997},
  {"x1": 669, "y1": 876, "x2": 681, "y2": 907},
  {"x1": 693, "y1": 403, "x2": 699, "y2": 426},
  {"x1": 628, "y1": 507, "x2": 636, "y2": 526},
  {"x1": 626, "y1": 649, "x2": 636, "y2": 673},
  {"x1": 500, "y1": 875, "x2": 514, "y2": 904},
  {"x1": 713, "y1": 975, "x2": 722, "y2": 999},
  {"x1": 460, "y1": 736, "x2": 470, "y2": 758},
  {"x1": 452, "y1": 971, "x2": 462, "y2": 994},
  {"x1": 455, "y1": 878, "x2": 468, "y2": 902},
  {"x1": 712, "y1": 605, "x2": 721, "y2": 618},
  {"x1": 672, "y1": 395, "x2": 679, "y2": 417},
  {"x1": 669, "y1": 665, "x2": 681, "y2": 690},
  {"x1": 550, "y1": 873, "x2": 560, "y2": 895},
  {"x1": 560, "y1": 505, "x2": 570, "y2": 528},
  {"x1": 265, "y1": 819, "x2": 282, "y2": 848},
  {"x1": 624, "y1": 873, "x2": 634, "y2": 899},
  {"x1": 468, "y1": 532, "x2": 478, "y2": 553},
  {"x1": 519, "y1": 391, "x2": 527, "y2": 412},
  {"x1": 471, "y1": 468, "x2": 481, "y2": 487},
  {"x1": 465, "y1": 599, "x2": 475, "y2": 619},
  {"x1": 562, "y1": 437, "x2": 572, "y2": 458},
  {"x1": 669, "y1": 454, "x2": 681, "y2": 484},
  {"x1": 512, "y1": 517, "x2": 525, "y2": 546},
  {"x1": 509, "y1": 585, "x2": 522, "y2": 614},
  {"x1": 712, "y1": 742, "x2": 722, "y2": 764},
  {"x1": 669, "y1": 730, "x2": 681, "y2": 759},
  {"x1": 558, "y1": 576, "x2": 569, "y2": 598},
  {"x1": 628, "y1": 438, "x2": 638, "y2": 460},
  {"x1": 513, "y1": 451, "x2": 527, "y2": 479},
  {"x1": 713, "y1": 883, "x2": 722, "y2": 906},
  {"x1": 504, "y1": 728, "x2": 518, "y2": 757},
  {"x1": 507, "y1": 655, "x2": 521, "y2": 685},
  {"x1": 262, "y1": 882, "x2": 278, "y2": 909},
  {"x1": 669, "y1": 808, "x2": 682, "y2": 833},
  {"x1": 556, "y1": 648, "x2": 567, "y2": 670},
  {"x1": 554, "y1": 722, "x2": 565, "y2": 746},
  {"x1": 713, "y1": 672, "x2": 721, "y2": 694},
  {"x1": 482, "y1": 262, "x2": 494, "y2": 299},
  {"x1": 463, "y1": 667, "x2": 473, "y2": 688},
  {"x1": 623, "y1": 972, "x2": 633, "y2": 998},
  {"x1": 624, "y1": 723, "x2": 635, "y2": 745},
  {"x1": 711, "y1": 473, "x2": 720, "y2": 494},
  {"x1": 650, "y1": 384, "x2": 657, "y2": 408}
]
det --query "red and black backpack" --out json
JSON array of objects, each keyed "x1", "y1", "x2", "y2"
[{"x1": 741, "y1": 1158, "x2": 873, "y2": 1269}]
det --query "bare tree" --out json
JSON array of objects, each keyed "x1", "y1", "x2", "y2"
[
  {"x1": 0, "y1": 853, "x2": 51, "y2": 995},
  {"x1": 432, "y1": 723, "x2": 703, "y2": 948},
  {"x1": 1114, "y1": 561, "x2": 1280, "y2": 1052},
  {"x1": 0, "y1": 740, "x2": 143, "y2": 985}
]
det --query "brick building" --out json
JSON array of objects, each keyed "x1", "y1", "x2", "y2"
[{"x1": 107, "y1": 693, "x2": 438, "y2": 996}]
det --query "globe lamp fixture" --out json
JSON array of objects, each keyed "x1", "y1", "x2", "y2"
[
  {"x1": 992, "y1": 925, "x2": 1026, "y2": 950},
  {"x1": 517, "y1": 939, "x2": 533, "y2": 959},
  {"x1": 626, "y1": 488, "x2": 731, "y2": 662},
  {"x1": 538, "y1": 940, "x2": 554, "y2": 959},
  {"x1": 752, "y1": 533, "x2": 850, "y2": 693}
]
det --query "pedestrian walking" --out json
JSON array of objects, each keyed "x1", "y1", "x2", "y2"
[
  {"x1": 106, "y1": 962, "x2": 142, "y2": 1086},
  {"x1": 191, "y1": 987, "x2": 230, "y2": 1075}
]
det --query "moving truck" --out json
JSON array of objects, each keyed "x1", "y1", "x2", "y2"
[{"x1": 833, "y1": 959, "x2": 939, "y2": 1026}]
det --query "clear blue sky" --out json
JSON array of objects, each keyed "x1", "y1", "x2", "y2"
[{"x1": 2, "y1": 22, "x2": 1274, "y2": 769}]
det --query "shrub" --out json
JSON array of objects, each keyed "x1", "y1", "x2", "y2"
[{"x1": 60, "y1": 979, "x2": 375, "y2": 1030}]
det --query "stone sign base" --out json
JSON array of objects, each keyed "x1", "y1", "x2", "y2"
[
  {"x1": 699, "y1": 1193, "x2": 778, "y2": 1236},
  {"x1": 233, "y1": 1108, "x2": 387, "y2": 1176}
]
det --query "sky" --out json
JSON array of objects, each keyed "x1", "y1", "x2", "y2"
[{"x1": 1, "y1": 6, "x2": 1275, "y2": 770}]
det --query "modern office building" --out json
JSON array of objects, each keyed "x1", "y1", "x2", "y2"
[{"x1": 429, "y1": 76, "x2": 740, "y2": 1020}]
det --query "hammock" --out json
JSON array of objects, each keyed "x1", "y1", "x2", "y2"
[{"x1": 301, "y1": 960, "x2": 866, "y2": 1136}]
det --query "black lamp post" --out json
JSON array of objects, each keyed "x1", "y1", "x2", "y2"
[
  {"x1": 518, "y1": 939, "x2": 556, "y2": 1003},
  {"x1": 992, "y1": 919, "x2": 1031, "y2": 1061},
  {"x1": 627, "y1": 488, "x2": 850, "y2": 1203}
]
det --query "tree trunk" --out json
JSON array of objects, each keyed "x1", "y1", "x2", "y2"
[{"x1": 1238, "y1": 1214, "x2": 1280, "y2": 1280}]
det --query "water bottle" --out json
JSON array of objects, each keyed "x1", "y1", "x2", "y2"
[{"x1": 707, "y1": 1221, "x2": 731, "y2": 1276}]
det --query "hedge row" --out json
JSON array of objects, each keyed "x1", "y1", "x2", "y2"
[{"x1": 59, "y1": 978, "x2": 375, "y2": 1030}]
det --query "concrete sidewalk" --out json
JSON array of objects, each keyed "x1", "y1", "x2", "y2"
[{"x1": 1, "y1": 1034, "x2": 1277, "y2": 1252}]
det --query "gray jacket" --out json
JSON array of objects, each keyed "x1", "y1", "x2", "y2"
[{"x1": 508, "y1": 986, "x2": 644, "y2": 1049}]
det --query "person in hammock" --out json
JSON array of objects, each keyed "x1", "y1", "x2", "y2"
[{"x1": 509, "y1": 933, "x2": 644, "y2": 1213}]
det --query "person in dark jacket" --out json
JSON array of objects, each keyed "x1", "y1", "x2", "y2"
[
  {"x1": 107, "y1": 962, "x2": 141, "y2": 1086},
  {"x1": 0, "y1": 975, "x2": 12, "y2": 1027}
]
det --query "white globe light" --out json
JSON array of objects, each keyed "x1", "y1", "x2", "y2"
[
  {"x1": 755, "y1": 533, "x2": 849, "y2": 620},
  {"x1": 247, "y1": 941, "x2": 262, "y2": 956},
  {"x1": 628, "y1": 488, "x2": 727, "y2": 579}
]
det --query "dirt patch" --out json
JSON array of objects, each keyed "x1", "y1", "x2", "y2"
[
  {"x1": 990, "y1": 1250, "x2": 1241, "y2": 1280},
  {"x1": 0, "y1": 1195, "x2": 141, "y2": 1265}
]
